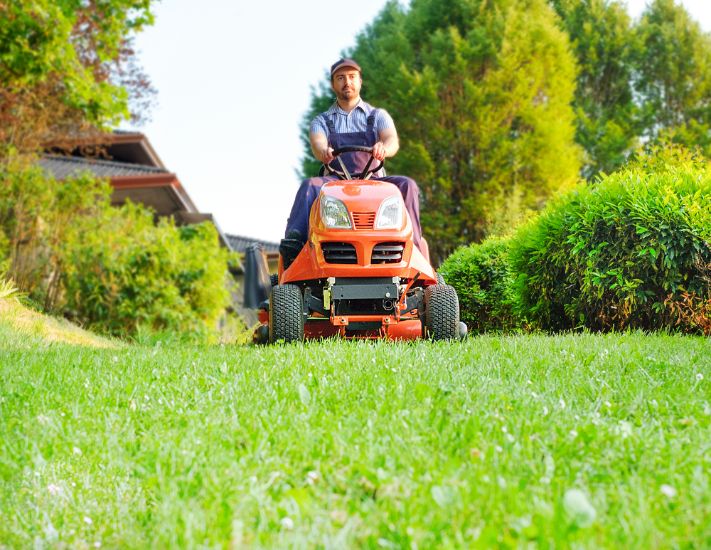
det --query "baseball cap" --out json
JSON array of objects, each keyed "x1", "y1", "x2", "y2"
[{"x1": 330, "y1": 58, "x2": 362, "y2": 77}]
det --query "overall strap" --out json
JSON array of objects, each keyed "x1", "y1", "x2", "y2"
[
  {"x1": 366, "y1": 108, "x2": 379, "y2": 134},
  {"x1": 321, "y1": 113, "x2": 337, "y2": 135}
]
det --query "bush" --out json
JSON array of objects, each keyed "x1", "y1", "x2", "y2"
[
  {"x1": 1, "y1": 155, "x2": 239, "y2": 342},
  {"x1": 510, "y1": 148, "x2": 711, "y2": 334},
  {"x1": 61, "y1": 203, "x2": 232, "y2": 342},
  {"x1": 439, "y1": 237, "x2": 521, "y2": 333},
  {"x1": 0, "y1": 156, "x2": 110, "y2": 308}
]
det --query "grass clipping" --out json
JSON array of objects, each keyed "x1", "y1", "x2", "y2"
[{"x1": 0, "y1": 294, "x2": 117, "y2": 348}]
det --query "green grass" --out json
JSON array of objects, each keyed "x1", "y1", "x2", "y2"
[{"x1": 1, "y1": 319, "x2": 709, "y2": 547}]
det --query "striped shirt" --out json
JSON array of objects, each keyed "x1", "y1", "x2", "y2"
[{"x1": 310, "y1": 99, "x2": 395, "y2": 137}]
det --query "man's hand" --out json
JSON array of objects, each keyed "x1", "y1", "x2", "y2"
[
  {"x1": 372, "y1": 141, "x2": 387, "y2": 161},
  {"x1": 318, "y1": 146, "x2": 335, "y2": 165}
]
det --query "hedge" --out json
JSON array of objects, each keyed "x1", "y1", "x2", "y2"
[
  {"x1": 438, "y1": 237, "x2": 521, "y2": 333},
  {"x1": 509, "y1": 150, "x2": 711, "y2": 333}
]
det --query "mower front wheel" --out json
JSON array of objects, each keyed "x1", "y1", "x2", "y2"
[
  {"x1": 424, "y1": 284, "x2": 460, "y2": 341},
  {"x1": 269, "y1": 284, "x2": 304, "y2": 343}
]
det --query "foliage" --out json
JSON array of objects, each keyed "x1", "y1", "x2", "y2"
[
  {"x1": 61, "y1": 203, "x2": 232, "y2": 342},
  {"x1": 551, "y1": 0, "x2": 711, "y2": 178},
  {"x1": 550, "y1": 0, "x2": 638, "y2": 178},
  {"x1": 634, "y1": 0, "x2": 711, "y2": 158},
  {"x1": 0, "y1": 156, "x2": 110, "y2": 308},
  {"x1": 439, "y1": 237, "x2": 521, "y2": 333},
  {"x1": 0, "y1": 332, "x2": 709, "y2": 546},
  {"x1": 0, "y1": 275, "x2": 18, "y2": 300},
  {"x1": 301, "y1": 0, "x2": 581, "y2": 263},
  {"x1": 0, "y1": 0, "x2": 155, "y2": 154},
  {"x1": 0, "y1": 157, "x2": 234, "y2": 342},
  {"x1": 510, "y1": 147, "x2": 711, "y2": 333}
]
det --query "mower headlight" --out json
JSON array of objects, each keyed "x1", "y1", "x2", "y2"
[
  {"x1": 375, "y1": 195, "x2": 404, "y2": 229},
  {"x1": 321, "y1": 195, "x2": 352, "y2": 229}
]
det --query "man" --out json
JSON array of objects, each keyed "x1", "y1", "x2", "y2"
[{"x1": 282, "y1": 58, "x2": 422, "y2": 266}]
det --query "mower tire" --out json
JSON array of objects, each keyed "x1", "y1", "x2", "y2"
[
  {"x1": 424, "y1": 284, "x2": 460, "y2": 341},
  {"x1": 269, "y1": 284, "x2": 304, "y2": 343}
]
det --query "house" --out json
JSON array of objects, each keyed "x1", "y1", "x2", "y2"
[
  {"x1": 225, "y1": 234, "x2": 280, "y2": 274},
  {"x1": 40, "y1": 130, "x2": 230, "y2": 246},
  {"x1": 40, "y1": 130, "x2": 284, "y2": 322}
]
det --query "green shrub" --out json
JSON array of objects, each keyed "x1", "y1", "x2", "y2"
[
  {"x1": 61, "y1": 203, "x2": 232, "y2": 342},
  {"x1": 510, "y1": 148, "x2": 711, "y2": 333},
  {"x1": 439, "y1": 237, "x2": 521, "y2": 333},
  {"x1": 0, "y1": 156, "x2": 110, "y2": 307}
]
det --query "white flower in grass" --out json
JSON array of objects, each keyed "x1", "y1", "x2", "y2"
[
  {"x1": 306, "y1": 470, "x2": 320, "y2": 485},
  {"x1": 94, "y1": 542, "x2": 102, "y2": 548},
  {"x1": 605, "y1": 401, "x2": 612, "y2": 408},
  {"x1": 563, "y1": 489, "x2": 596, "y2": 528},
  {"x1": 616, "y1": 421, "x2": 633, "y2": 439},
  {"x1": 569, "y1": 430, "x2": 578, "y2": 439},
  {"x1": 280, "y1": 517, "x2": 294, "y2": 530},
  {"x1": 72, "y1": 447, "x2": 82, "y2": 456},
  {"x1": 47, "y1": 483, "x2": 62, "y2": 496},
  {"x1": 660, "y1": 484, "x2": 677, "y2": 498},
  {"x1": 83, "y1": 516, "x2": 93, "y2": 525},
  {"x1": 696, "y1": 373, "x2": 704, "y2": 381},
  {"x1": 495, "y1": 445, "x2": 503, "y2": 453},
  {"x1": 543, "y1": 406, "x2": 549, "y2": 416},
  {"x1": 559, "y1": 399, "x2": 566, "y2": 410}
]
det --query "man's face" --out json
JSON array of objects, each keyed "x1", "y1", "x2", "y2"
[{"x1": 331, "y1": 68, "x2": 362, "y2": 102}]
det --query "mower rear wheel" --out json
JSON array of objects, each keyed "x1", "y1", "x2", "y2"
[
  {"x1": 425, "y1": 284, "x2": 460, "y2": 341},
  {"x1": 269, "y1": 284, "x2": 304, "y2": 343}
]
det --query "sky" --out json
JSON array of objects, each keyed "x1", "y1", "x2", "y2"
[{"x1": 131, "y1": 0, "x2": 711, "y2": 244}]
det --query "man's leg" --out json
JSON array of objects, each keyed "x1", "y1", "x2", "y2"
[
  {"x1": 282, "y1": 176, "x2": 336, "y2": 269},
  {"x1": 377, "y1": 175, "x2": 422, "y2": 250},
  {"x1": 284, "y1": 176, "x2": 336, "y2": 239}
]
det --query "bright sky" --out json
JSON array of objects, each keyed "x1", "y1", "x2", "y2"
[{"x1": 131, "y1": 0, "x2": 710, "y2": 244}]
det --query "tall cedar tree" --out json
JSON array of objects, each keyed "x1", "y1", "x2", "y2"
[
  {"x1": 550, "y1": 0, "x2": 638, "y2": 178},
  {"x1": 0, "y1": 0, "x2": 154, "y2": 156},
  {"x1": 300, "y1": 0, "x2": 581, "y2": 263},
  {"x1": 635, "y1": 0, "x2": 711, "y2": 157}
]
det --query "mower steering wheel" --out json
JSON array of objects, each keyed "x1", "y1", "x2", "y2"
[{"x1": 323, "y1": 145, "x2": 384, "y2": 180}]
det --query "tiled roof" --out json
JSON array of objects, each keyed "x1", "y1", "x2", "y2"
[
  {"x1": 39, "y1": 155, "x2": 168, "y2": 179},
  {"x1": 226, "y1": 234, "x2": 280, "y2": 254}
]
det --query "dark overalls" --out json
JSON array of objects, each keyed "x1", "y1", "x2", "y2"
[{"x1": 285, "y1": 110, "x2": 423, "y2": 250}]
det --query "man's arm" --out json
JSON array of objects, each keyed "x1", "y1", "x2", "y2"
[
  {"x1": 310, "y1": 131, "x2": 334, "y2": 164},
  {"x1": 373, "y1": 126, "x2": 399, "y2": 161}
]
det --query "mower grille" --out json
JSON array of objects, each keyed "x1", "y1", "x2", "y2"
[
  {"x1": 352, "y1": 212, "x2": 375, "y2": 229},
  {"x1": 322, "y1": 242, "x2": 357, "y2": 264},
  {"x1": 372, "y1": 242, "x2": 405, "y2": 264}
]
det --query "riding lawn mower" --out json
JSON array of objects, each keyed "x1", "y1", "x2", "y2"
[{"x1": 246, "y1": 146, "x2": 466, "y2": 343}]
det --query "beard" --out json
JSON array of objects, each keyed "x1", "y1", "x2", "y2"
[{"x1": 337, "y1": 87, "x2": 356, "y2": 102}]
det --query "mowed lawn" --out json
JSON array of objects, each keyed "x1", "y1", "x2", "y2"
[{"x1": 1, "y1": 324, "x2": 709, "y2": 548}]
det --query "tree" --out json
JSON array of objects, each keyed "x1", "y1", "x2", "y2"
[
  {"x1": 550, "y1": 0, "x2": 638, "y2": 178},
  {"x1": 634, "y1": 0, "x2": 711, "y2": 157},
  {"x1": 0, "y1": 0, "x2": 155, "y2": 156},
  {"x1": 300, "y1": 0, "x2": 581, "y2": 263}
]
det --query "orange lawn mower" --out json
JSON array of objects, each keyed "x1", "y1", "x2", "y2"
[{"x1": 246, "y1": 146, "x2": 467, "y2": 343}]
